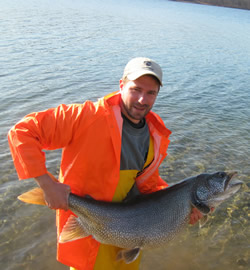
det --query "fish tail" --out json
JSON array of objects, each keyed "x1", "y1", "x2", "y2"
[
  {"x1": 18, "y1": 172, "x2": 58, "y2": 205},
  {"x1": 18, "y1": 187, "x2": 46, "y2": 205}
]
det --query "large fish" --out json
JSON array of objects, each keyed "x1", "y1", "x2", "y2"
[{"x1": 18, "y1": 171, "x2": 242, "y2": 264}]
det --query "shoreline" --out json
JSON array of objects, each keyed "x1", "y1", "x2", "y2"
[{"x1": 170, "y1": 0, "x2": 250, "y2": 10}]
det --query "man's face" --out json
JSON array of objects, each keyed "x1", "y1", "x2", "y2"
[{"x1": 120, "y1": 75, "x2": 159, "y2": 124}]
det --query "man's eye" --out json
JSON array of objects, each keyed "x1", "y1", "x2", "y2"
[{"x1": 131, "y1": 88, "x2": 140, "y2": 92}]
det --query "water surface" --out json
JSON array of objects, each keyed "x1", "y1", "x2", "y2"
[{"x1": 0, "y1": 0, "x2": 249, "y2": 269}]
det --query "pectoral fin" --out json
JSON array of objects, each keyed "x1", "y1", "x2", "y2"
[
  {"x1": 59, "y1": 215, "x2": 90, "y2": 243},
  {"x1": 116, "y1": 248, "x2": 141, "y2": 264}
]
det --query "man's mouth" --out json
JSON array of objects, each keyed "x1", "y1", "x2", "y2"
[{"x1": 133, "y1": 104, "x2": 148, "y2": 111}]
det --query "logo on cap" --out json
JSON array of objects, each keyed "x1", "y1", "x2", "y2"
[{"x1": 144, "y1": 61, "x2": 152, "y2": 66}]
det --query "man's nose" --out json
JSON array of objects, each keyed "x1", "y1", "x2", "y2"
[{"x1": 138, "y1": 94, "x2": 147, "y2": 104}]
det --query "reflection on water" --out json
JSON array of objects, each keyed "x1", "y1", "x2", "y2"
[{"x1": 0, "y1": 0, "x2": 249, "y2": 269}]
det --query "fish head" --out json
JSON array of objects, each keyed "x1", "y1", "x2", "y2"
[{"x1": 192, "y1": 171, "x2": 243, "y2": 213}]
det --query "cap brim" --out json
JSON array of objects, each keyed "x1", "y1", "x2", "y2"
[{"x1": 127, "y1": 70, "x2": 163, "y2": 86}]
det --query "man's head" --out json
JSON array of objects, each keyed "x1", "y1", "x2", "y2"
[{"x1": 120, "y1": 57, "x2": 163, "y2": 124}]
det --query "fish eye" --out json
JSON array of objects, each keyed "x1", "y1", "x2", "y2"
[{"x1": 217, "y1": 172, "x2": 226, "y2": 178}]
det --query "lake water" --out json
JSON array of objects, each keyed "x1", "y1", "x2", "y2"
[{"x1": 0, "y1": 0, "x2": 249, "y2": 269}]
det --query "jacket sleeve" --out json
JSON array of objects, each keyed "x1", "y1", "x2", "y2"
[
  {"x1": 8, "y1": 103, "x2": 88, "y2": 180},
  {"x1": 150, "y1": 170, "x2": 168, "y2": 192},
  {"x1": 156, "y1": 174, "x2": 168, "y2": 190}
]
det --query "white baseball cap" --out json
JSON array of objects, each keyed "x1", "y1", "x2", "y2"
[{"x1": 123, "y1": 57, "x2": 163, "y2": 86}]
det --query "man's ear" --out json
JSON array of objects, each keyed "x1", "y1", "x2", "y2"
[{"x1": 119, "y1": 79, "x2": 124, "y2": 91}]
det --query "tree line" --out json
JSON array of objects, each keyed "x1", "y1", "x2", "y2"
[{"x1": 171, "y1": 0, "x2": 250, "y2": 10}]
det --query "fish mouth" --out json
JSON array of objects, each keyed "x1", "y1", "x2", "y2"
[{"x1": 224, "y1": 171, "x2": 243, "y2": 191}]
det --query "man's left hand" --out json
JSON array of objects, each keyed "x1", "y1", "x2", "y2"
[{"x1": 189, "y1": 207, "x2": 203, "y2": 225}]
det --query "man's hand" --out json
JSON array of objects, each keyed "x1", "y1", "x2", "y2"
[
  {"x1": 35, "y1": 174, "x2": 71, "y2": 211},
  {"x1": 189, "y1": 207, "x2": 203, "y2": 225},
  {"x1": 189, "y1": 207, "x2": 215, "y2": 225}
]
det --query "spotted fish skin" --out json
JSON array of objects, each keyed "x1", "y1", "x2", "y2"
[
  {"x1": 18, "y1": 171, "x2": 243, "y2": 264},
  {"x1": 67, "y1": 185, "x2": 192, "y2": 249},
  {"x1": 61, "y1": 171, "x2": 242, "y2": 255}
]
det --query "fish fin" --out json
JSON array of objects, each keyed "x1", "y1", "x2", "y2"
[
  {"x1": 199, "y1": 215, "x2": 209, "y2": 228},
  {"x1": 59, "y1": 215, "x2": 89, "y2": 243},
  {"x1": 116, "y1": 248, "x2": 141, "y2": 264},
  {"x1": 17, "y1": 188, "x2": 46, "y2": 205},
  {"x1": 17, "y1": 172, "x2": 58, "y2": 205}
]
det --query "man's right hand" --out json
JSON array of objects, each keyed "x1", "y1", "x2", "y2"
[{"x1": 35, "y1": 174, "x2": 71, "y2": 211}]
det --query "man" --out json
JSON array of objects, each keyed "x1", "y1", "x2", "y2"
[{"x1": 8, "y1": 57, "x2": 202, "y2": 270}]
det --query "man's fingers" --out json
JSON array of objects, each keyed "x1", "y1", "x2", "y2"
[{"x1": 189, "y1": 207, "x2": 203, "y2": 225}]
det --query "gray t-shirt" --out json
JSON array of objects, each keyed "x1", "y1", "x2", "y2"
[{"x1": 120, "y1": 114, "x2": 149, "y2": 172}]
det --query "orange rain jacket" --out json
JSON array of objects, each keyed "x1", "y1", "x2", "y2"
[{"x1": 8, "y1": 91, "x2": 171, "y2": 270}]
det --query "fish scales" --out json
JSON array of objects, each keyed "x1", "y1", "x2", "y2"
[
  {"x1": 68, "y1": 179, "x2": 194, "y2": 249},
  {"x1": 18, "y1": 171, "x2": 243, "y2": 264}
]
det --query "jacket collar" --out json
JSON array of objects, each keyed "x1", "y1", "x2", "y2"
[{"x1": 104, "y1": 91, "x2": 121, "y2": 106}]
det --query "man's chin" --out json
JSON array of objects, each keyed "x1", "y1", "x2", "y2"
[
  {"x1": 123, "y1": 106, "x2": 150, "y2": 123},
  {"x1": 129, "y1": 112, "x2": 147, "y2": 122}
]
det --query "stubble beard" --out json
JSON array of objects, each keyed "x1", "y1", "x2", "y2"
[{"x1": 123, "y1": 101, "x2": 151, "y2": 122}]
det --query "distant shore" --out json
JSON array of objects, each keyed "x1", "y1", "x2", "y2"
[{"x1": 170, "y1": 0, "x2": 250, "y2": 10}]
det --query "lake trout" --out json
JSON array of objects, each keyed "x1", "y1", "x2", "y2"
[{"x1": 18, "y1": 171, "x2": 242, "y2": 264}]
